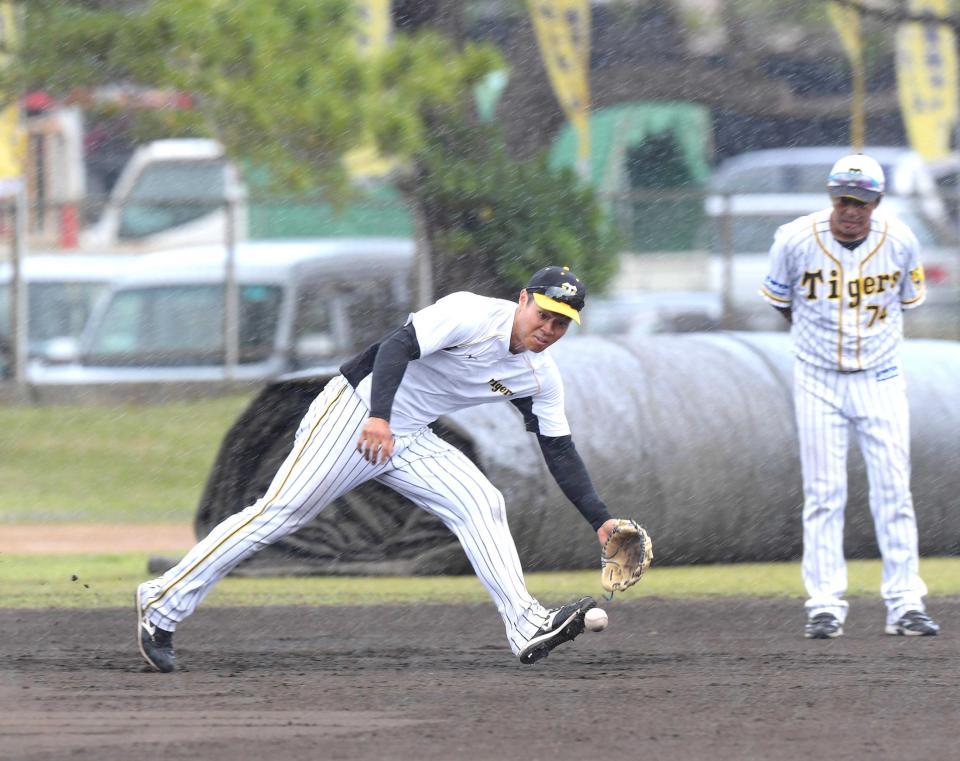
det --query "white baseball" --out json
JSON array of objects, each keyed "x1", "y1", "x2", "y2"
[{"x1": 584, "y1": 607, "x2": 608, "y2": 632}]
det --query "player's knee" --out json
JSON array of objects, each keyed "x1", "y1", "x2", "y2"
[{"x1": 485, "y1": 489, "x2": 507, "y2": 522}]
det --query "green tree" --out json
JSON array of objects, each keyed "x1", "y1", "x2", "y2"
[
  {"x1": 16, "y1": 0, "x2": 495, "y2": 194},
  {"x1": 414, "y1": 117, "x2": 618, "y2": 299},
  {"x1": 11, "y1": 0, "x2": 617, "y2": 295}
]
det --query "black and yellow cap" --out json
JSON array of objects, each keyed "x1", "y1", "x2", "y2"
[{"x1": 525, "y1": 265, "x2": 586, "y2": 324}]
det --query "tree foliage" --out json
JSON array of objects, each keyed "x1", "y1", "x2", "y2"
[
  {"x1": 14, "y1": 0, "x2": 618, "y2": 294},
  {"x1": 415, "y1": 118, "x2": 619, "y2": 299},
  {"x1": 16, "y1": 0, "x2": 496, "y2": 194}
]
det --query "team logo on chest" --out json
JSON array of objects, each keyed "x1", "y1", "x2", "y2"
[
  {"x1": 488, "y1": 378, "x2": 514, "y2": 396},
  {"x1": 801, "y1": 268, "x2": 901, "y2": 307}
]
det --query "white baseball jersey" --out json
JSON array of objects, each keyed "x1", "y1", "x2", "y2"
[
  {"x1": 759, "y1": 206, "x2": 929, "y2": 625},
  {"x1": 140, "y1": 293, "x2": 575, "y2": 655},
  {"x1": 354, "y1": 291, "x2": 570, "y2": 436},
  {"x1": 760, "y1": 207, "x2": 926, "y2": 372}
]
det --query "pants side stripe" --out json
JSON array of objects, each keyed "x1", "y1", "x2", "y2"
[{"x1": 144, "y1": 381, "x2": 349, "y2": 611}]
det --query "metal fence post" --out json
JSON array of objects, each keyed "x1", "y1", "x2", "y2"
[
  {"x1": 10, "y1": 188, "x2": 28, "y2": 385},
  {"x1": 410, "y1": 196, "x2": 433, "y2": 309},
  {"x1": 224, "y1": 194, "x2": 239, "y2": 380},
  {"x1": 720, "y1": 192, "x2": 735, "y2": 330}
]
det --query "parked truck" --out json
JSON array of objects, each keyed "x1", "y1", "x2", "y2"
[{"x1": 82, "y1": 138, "x2": 411, "y2": 251}]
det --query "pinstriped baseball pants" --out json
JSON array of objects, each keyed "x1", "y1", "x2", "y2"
[
  {"x1": 794, "y1": 359, "x2": 928, "y2": 625},
  {"x1": 140, "y1": 375, "x2": 551, "y2": 654}
]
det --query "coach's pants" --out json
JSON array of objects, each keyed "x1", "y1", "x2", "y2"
[
  {"x1": 140, "y1": 375, "x2": 551, "y2": 654},
  {"x1": 794, "y1": 360, "x2": 927, "y2": 625}
]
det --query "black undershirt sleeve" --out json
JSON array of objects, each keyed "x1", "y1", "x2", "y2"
[
  {"x1": 537, "y1": 435, "x2": 613, "y2": 531},
  {"x1": 509, "y1": 396, "x2": 611, "y2": 530},
  {"x1": 368, "y1": 323, "x2": 421, "y2": 420}
]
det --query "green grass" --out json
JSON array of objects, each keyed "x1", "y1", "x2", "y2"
[
  {"x1": 1, "y1": 553, "x2": 957, "y2": 609},
  {"x1": 3, "y1": 397, "x2": 957, "y2": 611},
  {"x1": 0, "y1": 395, "x2": 252, "y2": 523}
]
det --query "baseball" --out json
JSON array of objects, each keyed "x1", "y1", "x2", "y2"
[{"x1": 584, "y1": 607, "x2": 608, "y2": 632}]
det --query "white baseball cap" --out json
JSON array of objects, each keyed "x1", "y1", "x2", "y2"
[{"x1": 827, "y1": 153, "x2": 886, "y2": 203}]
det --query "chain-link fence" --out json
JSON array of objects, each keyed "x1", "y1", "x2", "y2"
[{"x1": 2, "y1": 189, "x2": 958, "y2": 387}]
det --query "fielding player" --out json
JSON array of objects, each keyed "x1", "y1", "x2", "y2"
[
  {"x1": 760, "y1": 153, "x2": 939, "y2": 639},
  {"x1": 137, "y1": 266, "x2": 622, "y2": 671}
]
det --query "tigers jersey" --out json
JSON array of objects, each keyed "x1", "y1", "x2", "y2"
[
  {"x1": 352, "y1": 291, "x2": 571, "y2": 437},
  {"x1": 760, "y1": 208, "x2": 926, "y2": 372}
]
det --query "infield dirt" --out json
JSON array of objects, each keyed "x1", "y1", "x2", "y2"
[{"x1": 2, "y1": 597, "x2": 956, "y2": 760}]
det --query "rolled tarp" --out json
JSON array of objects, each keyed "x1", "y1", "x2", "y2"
[{"x1": 195, "y1": 332, "x2": 960, "y2": 575}]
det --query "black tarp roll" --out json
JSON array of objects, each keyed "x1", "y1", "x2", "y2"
[{"x1": 196, "y1": 333, "x2": 960, "y2": 575}]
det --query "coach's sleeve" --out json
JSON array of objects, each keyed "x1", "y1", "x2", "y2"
[
  {"x1": 760, "y1": 224, "x2": 795, "y2": 308},
  {"x1": 899, "y1": 227, "x2": 926, "y2": 310}
]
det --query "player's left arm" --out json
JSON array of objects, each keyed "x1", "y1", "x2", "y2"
[
  {"x1": 536, "y1": 434, "x2": 613, "y2": 540},
  {"x1": 898, "y1": 226, "x2": 926, "y2": 309},
  {"x1": 509, "y1": 368, "x2": 614, "y2": 544}
]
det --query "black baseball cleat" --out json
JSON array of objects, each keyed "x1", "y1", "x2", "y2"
[
  {"x1": 519, "y1": 596, "x2": 597, "y2": 664},
  {"x1": 885, "y1": 610, "x2": 939, "y2": 636},
  {"x1": 804, "y1": 612, "x2": 843, "y2": 639},
  {"x1": 136, "y1": 583, "x2": 176, "y2": 672}
]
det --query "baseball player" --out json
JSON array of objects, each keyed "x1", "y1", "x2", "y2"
[
  {"x1": 760, "y1": 153, "x2": 939, "y2": 639},
  {"x1": 137, "y1": 265, "x2": 622, "y2": 671}
]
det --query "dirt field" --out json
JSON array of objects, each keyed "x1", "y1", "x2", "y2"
[
  {"x1": 2, "y1": 597, "x2": 956, "y2": 761},
  {"x1": 1, "y1": 523, "x2": 194, "y2": 554}
]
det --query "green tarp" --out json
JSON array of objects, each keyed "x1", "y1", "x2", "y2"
[{"x1": 549, "y1": 102, "x2": 712, "y2": 251}]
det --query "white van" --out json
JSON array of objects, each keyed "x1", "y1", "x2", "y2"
[
  {"x1": 706, "y1": 146, "x2": 949, "y2": 224},
  {"x1": 30, "y1": 238, "x2": 414, "y2": 384},
  {"x1": 0, "y1": 254, "x2": 134, "y2": 377},
  {"x1": 82, "y1": 138, "x2": 248, "y2": 251}
]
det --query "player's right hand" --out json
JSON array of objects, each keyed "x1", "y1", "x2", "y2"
[{"x1": 357, "y1": 417, "x2": 395, "y2": 464}]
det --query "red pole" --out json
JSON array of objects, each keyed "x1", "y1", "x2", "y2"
[{"x1": 59, "y1": 203, "x2": 79, "y2": 248}]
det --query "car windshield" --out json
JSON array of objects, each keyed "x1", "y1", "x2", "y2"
[
  {"x1": 292, "y1": 276, "x2": 410, "y2": 363},
  {"x1": 0, "y1": 282, "x2": 110, "y2": 354},
  {"x1": 118, "y1": 160, "x2": 227, "y2": 239},
  {"x1": 83, "y1": 284, "x2": 282, "y2": 366},
  {"x1": 712, "y1": 162, "x2": 894, "y2": 194}
]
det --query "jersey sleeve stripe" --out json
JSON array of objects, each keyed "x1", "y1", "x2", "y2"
[{"x1": 759, "y1": 286, "x2": 791, "y2": 305}]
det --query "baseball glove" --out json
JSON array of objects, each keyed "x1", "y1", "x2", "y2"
[{"x1": 600, "y1": 519, "x2": 653, "y2": 593}]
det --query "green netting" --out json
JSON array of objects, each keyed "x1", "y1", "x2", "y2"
[
  {"x1": 548, "y1": 101, "x2": 712, "y2": 193},
  {"x1": 549, "y1": 102, "x2": 712, "y2": 251},
  {"x1": 248, "y1": 193, "x2": 413, "y2": 238},
  {"x1": 243, "y1": 166, "x2": 413, "y2": 239}
]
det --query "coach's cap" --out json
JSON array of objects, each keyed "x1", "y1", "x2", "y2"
[
  {"x1": 525, "y1": 265, "x2": 586, "y2": 324},
  {"x1": 827, "y1": 153, "x2": 885, "y2": 203}
]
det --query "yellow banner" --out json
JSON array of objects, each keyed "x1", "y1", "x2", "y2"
[
  {"x1": 354, "y1": 0, "x2": 391, "y2": 57},
  {"x1": 896, "y1": 0, "x2": 958, "y2": 160},
  {"x1": 347, "y1": 0, "x2": 394, "y2": 178},
  {"x1": 827, "y1": 1, "x2": 862, "y2": 63},
  {"x1": 0, "y1": 0, "x2": 24, "y2": 192},
  {"x1": 528, "y1": 0, "x2": 591, "y2": 176},
  {"x1": 827, "y1": 1, "x2": 865, "y2": 149}
]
